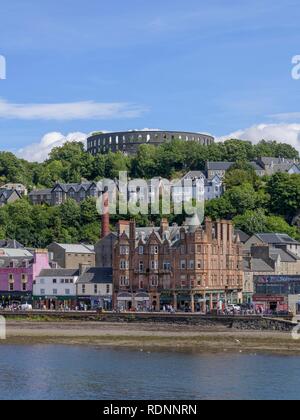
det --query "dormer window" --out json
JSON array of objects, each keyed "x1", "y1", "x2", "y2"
[
  {"x1": 150, "y1": 246, "x2": 159, "y2": 255},
  {"x1": 120, "y1": 246, "x2": 129, "y2": 255}
]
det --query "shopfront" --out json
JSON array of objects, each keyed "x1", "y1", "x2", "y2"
[
  {"x1": 33, "y1": 296, "x2": 77, "y2": 310},
  {"x1": 0, "y1": 292, "x2": 32, "y2": 308},
  {"x1": 134, "y1": 293, "x2": 150, "y2": 312},
  {"x1": 253, "y1": 295, "x2": 287, "y2": 313},
  {"x1": 116, "y1": 292, "x2": 133, "y2": 311}
]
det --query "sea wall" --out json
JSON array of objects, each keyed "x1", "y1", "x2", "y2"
[{"x1": 0, "y1": 311, "x2": 296, "y2": 331}]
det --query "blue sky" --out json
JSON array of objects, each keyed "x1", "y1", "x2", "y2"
[{"x1": 1, "y1": 0, "x2": 300, "y2": 160}]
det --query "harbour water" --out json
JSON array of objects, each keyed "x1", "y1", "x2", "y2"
[{"x1": 0, "y1": 345, "x2": 299, "y2": 400}]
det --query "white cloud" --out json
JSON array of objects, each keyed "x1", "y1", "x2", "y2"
[
  {"x1": 17, "y1": 132, "x2": 88, "y2": 162},
  {"x1": 0, "y1": 99, "x2": 146, "y2": 120},
  {"x1": 217, "y1": 123, "x2": 300, "y2": 152},
  {"x1": 15, "y1": 128, "x2": 162, "y2": 163}
]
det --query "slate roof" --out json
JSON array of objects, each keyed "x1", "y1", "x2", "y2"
[
  {"x1": 255, "y1": 233, "x2": 300, "y2": 245},
  {"x1": 235, "y1": 229, "x2": 250, "y2": 244},
  {"x1": 181, "y1": 171, "x2": 206, "y2": 180},
  {"x1": 77, "y1": 267, "x2": 113, "y2": 284},
  {"x1": 243, "y1": 258, "x2": 274, "y2": 272},
  {"x1": 0, "y1": 189, "x2": 21, "y2": 200},
  {"x1": 206, "y1": 162, "x2": 234, "y2": 171},
  {"x1": 0, "y1": 256, "x2": 34, "y2": 268},
  {"x1": 52, "y1": 182, "x2": 97, "y2": 193},
  {"x1": 54, "y1": 244, "x2": 95, "y2": 254},
  {"x1": 0, "y1": 239, "x2": 24, "y2": 249},
  {"x1": 0, "y1": 249, "x2": 33, "y2": 257},
  {"x1": 206, "y1": 161, "x2": 264, "y2": 172},
  {"x1": 259, "y1": 157, "x2": 297, "y2": 165},
  {"x1": 269, "y1": 248, "x2": 300, "y2": 262},
  {"x1": 29, "y1": 189, "x2": 52, "y2": 196},
  {"x1": 38, "y1": 269, "x2": 80, "y2": 277}
]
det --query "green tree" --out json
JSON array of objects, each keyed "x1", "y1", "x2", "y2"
[{"x1": 266, "y1": 173, "x2": 300, "y2": 221}]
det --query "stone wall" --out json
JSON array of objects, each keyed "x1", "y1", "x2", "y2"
[{"x1": 0, "y1": 311, "x2": 296, "y2": 331}]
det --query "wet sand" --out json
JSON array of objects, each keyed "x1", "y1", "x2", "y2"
[{"x1": 1, "y1": 320, "x2": 300, "y2": 355}]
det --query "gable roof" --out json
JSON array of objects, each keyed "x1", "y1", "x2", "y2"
[
  {"x1": 0, "y1": 189, "x2": 21, "y2": 200},
  {"x1": 181, "y1": 171, "x2": 206, "y2": 180},
  {"x1": 52, "y1": 182, "x2": 97, "y2": 193}
]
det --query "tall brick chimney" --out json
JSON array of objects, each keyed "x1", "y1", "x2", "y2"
[
  {"x1": 160, "y1": 218, "x2": 169, "y2": 236},
  {"x1": 205, "y1": 217, "x2": 213, "y2": 242},
  {"x1": 101, "y1": 192, "x2": 110, "y2": 239}
]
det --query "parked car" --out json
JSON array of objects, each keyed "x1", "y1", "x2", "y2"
[
  {"x1": 20, "y1": 303, "x2": 33, "y2": 311},
  {"x1": 226, "y1": 304, "x2": 241, "y2": 313}
]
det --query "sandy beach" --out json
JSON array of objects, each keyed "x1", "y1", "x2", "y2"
[{"x1": 1, "y1": 320, "x2": 300, "y2": 355}]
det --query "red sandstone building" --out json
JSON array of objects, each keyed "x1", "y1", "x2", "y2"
[{"x1": 112, "y1": 217, "x2": 243, "y2": 312}]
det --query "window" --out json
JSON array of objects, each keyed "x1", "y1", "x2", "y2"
[
  {"x1": 53, "y1": 279, "x2": 57, "y2": 284},
  {"x1": 150, "y1": 276, "x2": 159, "y2": 287},
  {"x1": 94, "y1": 285, "x2": 98, "y2": 294},
  {"x1": 40, "y1": 289, "x2": 45, "y2": 295},
  {"x1": 180, "y1": 260, "x2": 186, "y2": 270},
  {"x1": 120, "y1": 246, "x2": 129, "y2": 255},
  {"x1": 181, "y1": 275, "x2": 187, "y2": 287},
  {"x1": 150, "y1": 260, "x2": 158, "y2": 270},
  {"x1": 189, "y1": 260, "x2": 195, "y2": 270},
  {"x1": 120, "y1": 276, "x2": 129, "y2": 286},
  {"x1": 82, "y1": 285, "x2": 86, "y2": 294},
  {"x1": 151, "y1": 246, "x2": 159, "y2": 255},
  {"x1": 106, "y1": 284, "x2": 110, "y2": 294},
  {"x1": 65, "y1": 289, "x2": 70, "y2": 295},
  {"x1": 120, "y1": 260, "x2": 129, "y2": 270},
  {"x1": 139, "y1": 261, "x2": 144, "y2": 272},
  {"x1": 163, "y1": 261, "x2": 171, "y2": 270},
  {"x1": 138, "y1": 246, "x2": 144, "y2": 255},
  {"x1": 53, "y1": 289, "x2": 58, "y2": 295},
  {"x1": 9, "y1": 283, "x2": 14, "y2": 291}
]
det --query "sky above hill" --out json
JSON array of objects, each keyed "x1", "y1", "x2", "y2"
[{"x1": 0, "y1": 0, "x2": 300, "y2": 161}]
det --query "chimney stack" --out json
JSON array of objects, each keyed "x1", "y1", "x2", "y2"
[
  {"x1": 160, "y1": 218, "x2": 169, "y2": 236},
  {"x1": 101, "y1": 192, "x2": 110, "y2": 239},
  {"x1": 205, "y1": 217, "x2": 213, "y2": 242},
  {"x1": 129, "y1": 219, "x2": 136, "y2": 241}
]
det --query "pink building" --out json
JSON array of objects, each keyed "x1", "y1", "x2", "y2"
[{"x1": 0, "y1": 249, "x2": 50, "y2": 307}]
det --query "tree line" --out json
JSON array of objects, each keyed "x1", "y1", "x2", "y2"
[{"x1": 0, "y1": 138, "x2": 299, "y2": 246}]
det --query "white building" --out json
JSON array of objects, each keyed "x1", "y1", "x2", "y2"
[
  {"x1": 172, "y1": 171, "x2": 223, "y2": 204},
  {"x1": 33, "y1": 268, "x2": 79, "y2": 310}
]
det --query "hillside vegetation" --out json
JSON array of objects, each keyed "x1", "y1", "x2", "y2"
[{"x1": 0, "y1": 138, "x2": 299, "y2": 246}]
